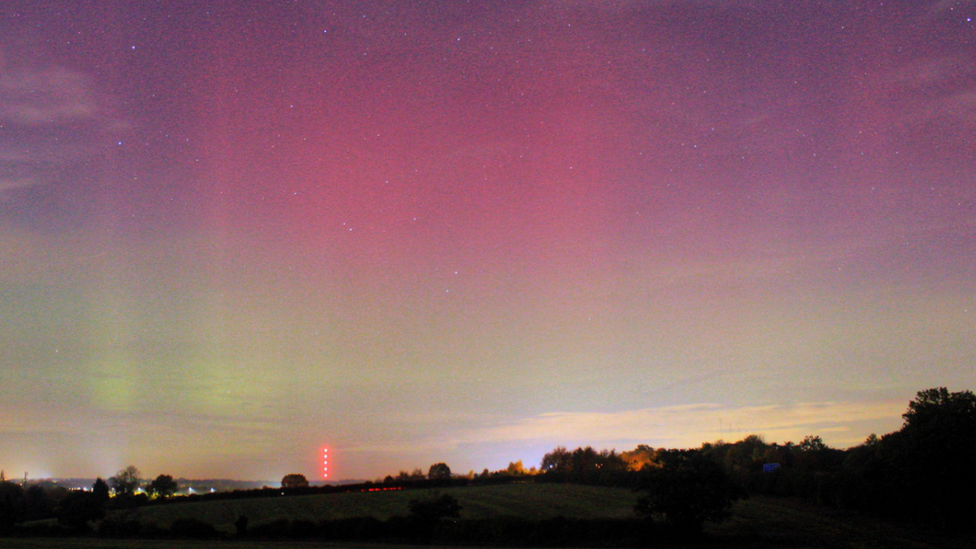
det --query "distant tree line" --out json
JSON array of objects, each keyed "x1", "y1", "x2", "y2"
[{"x1": 0, "y1": 466, "x2": 181, "y2": 534}]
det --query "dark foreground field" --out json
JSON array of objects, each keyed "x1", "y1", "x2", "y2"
[
  {"x1": 129, "y1": 483, "x2": 640, "y2": 529},
  {"x1": 5, "y1": 484, "x2": 974, "y2": 548}
]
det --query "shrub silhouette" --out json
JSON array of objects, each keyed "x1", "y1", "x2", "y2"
[
  {"x1": 635, "y1": 449, "x2": 744, "y2": 535},
  {"x1": 169, "y1": 517, "x2": 217, "y2": 539}
]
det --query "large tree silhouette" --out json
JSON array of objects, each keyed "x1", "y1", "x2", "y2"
[
  {"x1": 147, "y1": 474, "x2": 179, "y2": 499},
  {"x1": 281, "y1": 474, "x2": 309, "y2": 489},
  {"x1": 427, "y1": 462, "x2": 452, "y2": 480},
  {"x1": 897, "y1": 387, "x2": 976, "y2": 530},
  {"x1": 109, "y1": 466, "x2": 141, "y2": 497}
]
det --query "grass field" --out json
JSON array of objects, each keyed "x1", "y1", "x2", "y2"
[
  {"x1": 127, "y1": 483, "x2": 640, "y2": 532},
  {"x1": 4, "y1": 485, "x2": 975, "y2": 548},
  {"x1": 707, "y1": 495, "x2": 975, "y2": 549},
  {"x1": 0, "y1": 541, "x2": 408, "y2": 549},
  {"x1": 118, "y1": 484, "x2": 637, "y2": 532}
]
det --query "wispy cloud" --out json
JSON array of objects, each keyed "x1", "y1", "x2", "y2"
[
  {"x1": 0, "y1": 67, "x2": 97, "y2": 125},
  {"x1": 457, "y1": 399, "x2": 907, "y2": 450},
  {"x1": 883, "y1": 55, "x2": 976, "y2": 128},
  {"x1": 926, "y1": 90, "x2": 976, "y2": 125},
  {"x1": 0, "y1": 62, "x2": 122, "y2": 202},
  {"x1": 0, "y1": 177, "x2": 35, "y2": 194},
  {"x1": 337, "y1": 399, "x2": 908, "y2": 463}
]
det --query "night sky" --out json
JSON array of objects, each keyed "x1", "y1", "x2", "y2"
[{"x1": 2, "y1": 1, "x2": 974, "y2": 482}]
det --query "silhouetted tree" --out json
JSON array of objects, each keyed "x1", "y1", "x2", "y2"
[
  {"x1": 635, "y1": 449, "x2": 744, "y2": 536},
  {"x1": 797, "y1": 435, "x2": 827, "y2": 452},
  {"x1": 506, "y1": 460, "x2": 525, "y2": 475},
  {"x1": 0, "y1": 481, "x2": 24, "y2": 531},
  {"x1": 56, "y1": 490, "x2": 106, "y2": 532},
  {"x1": 24, "y1": 485, "x2": 53, "y2": 521},
  {"x1": 541, "y1": 446, "x2": 571, "y2": 474},
  {"x1": 92, "y1": 477, "x2": 110, "y2": 504},
  {"x1": 147, "y1": 474, "x2": 179, "y2": 499},
  {"x1": 109, "y1": 466, "x2": 141, "y2": 496},
  {"x1": 540, "y1": 446, "x2": 628, "y2": 484},
  {"x1": 234, "y1": 515, "x2": 249, "y2": 537},
  {"x1": 903, "y1": 387, "x2": 976, "y2": 431},
  {"x1": 571, "y1": 447, "x2": 599, "y2": 479},
  {"x1": 826, "y1": 388, "x2": 976, "y2": 530},
  {"x1": 621, "y1": 444, "x2": 658, "y2": 471},
  {"x1": 281, "y1": 474, "x2": 309, "y2": 489},
  {"x1": 428, "y1": 462, "x2": 452, "y2": 480},
  {"x1": 393, "y1": 469, "x2": 425, "y2": 482},
  {"x1": 897, "y1": 387, "x2": 976, "y2": 530}
]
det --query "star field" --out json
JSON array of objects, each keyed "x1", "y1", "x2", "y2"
[{"x1": 1, "y1": 0, "x2": 974, "y2": 481}]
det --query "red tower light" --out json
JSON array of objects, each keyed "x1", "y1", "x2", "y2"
[{"x1": 323, "y1": 447, "x2": 329, "y2": 479}]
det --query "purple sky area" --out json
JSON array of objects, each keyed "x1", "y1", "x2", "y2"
[{"x1": 1, "y1": 1, "x2": 974, "y2": 481}]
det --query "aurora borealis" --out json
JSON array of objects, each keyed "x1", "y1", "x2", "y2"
[{"x1": 2, "y1": 1, "x2": 974, "y2": 481}]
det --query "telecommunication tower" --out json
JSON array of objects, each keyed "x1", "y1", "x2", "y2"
[{"x1": 323, "y1": 447, "x2": 330, "y2": 479}]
